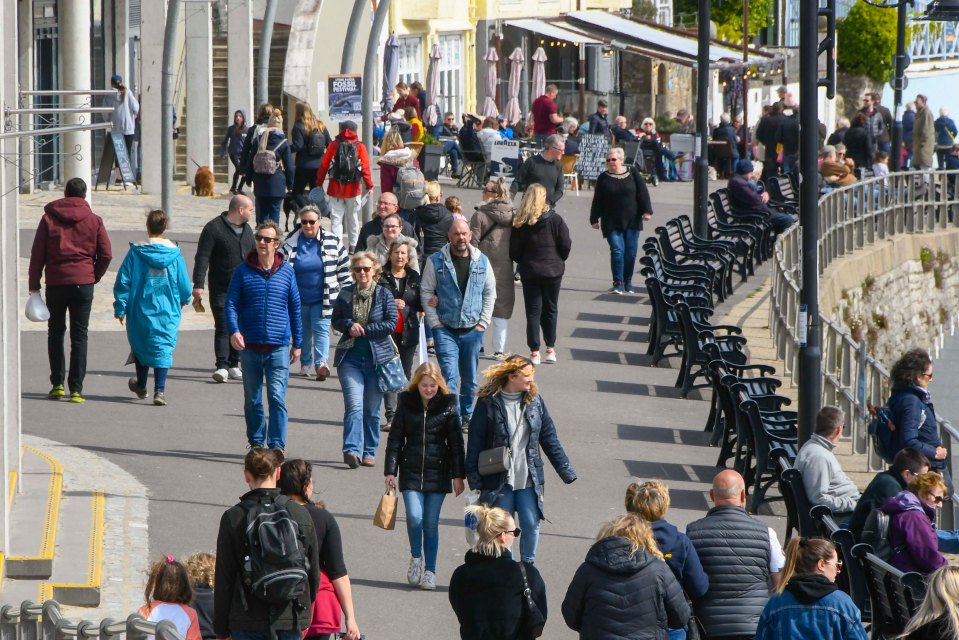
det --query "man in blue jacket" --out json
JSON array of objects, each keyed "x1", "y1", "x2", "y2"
[{"x1": 226, "y1": 221, "x2": 302, "y2": 458}]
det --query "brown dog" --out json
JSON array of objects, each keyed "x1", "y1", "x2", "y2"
[{"x1": 193, "y1": 166, "x2": 215, "y2": 197}]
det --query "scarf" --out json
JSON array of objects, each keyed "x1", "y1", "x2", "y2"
[{"x1": 338, "y1": 283, "x2": 377, "y2": 351}]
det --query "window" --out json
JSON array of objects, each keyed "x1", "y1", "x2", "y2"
[
  {"x1": 397, "y1": 36, "x2": 423, "y2": 87},
  {"x1": 656, "y1": 0, "x2": 673, "y2": 26},
  {"x1": 437, "y1": 33, "x2": 464, "y2": 121}
]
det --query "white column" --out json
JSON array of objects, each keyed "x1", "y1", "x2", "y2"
[
  {"x1": 114, "y1": 0, "x2": 130, "y2": 86},
  {"x1": 140, "y1": 0, "x2": 167, "y2": 194},
  {"x1": 18, "y1": 0, "x2": 34, "y2": 193},
  {"x1": 59, "y1": 0, "x2": 92, "y2": 191},
  {"x1": 186, "y1": 1, "x2": 214, "y2": 170},
  {"x1": 228, "y1": 0, "x2": 254, "y2": 119}
]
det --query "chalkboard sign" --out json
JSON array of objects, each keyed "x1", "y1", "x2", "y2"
[
  {"x1": 95, "y1": 133, "x2": 135, "y2": 190},
  {"x1": 575, "y1": 133, "x2": 610, "y2": 182}
]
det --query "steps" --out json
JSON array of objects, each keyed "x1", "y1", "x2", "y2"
[{"x1": 2, "y1": 447, "x2": 104, "y2": 607}]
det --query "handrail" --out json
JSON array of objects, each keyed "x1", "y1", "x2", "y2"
[{"x1": 0, "y1": 601, "x2": 184, "y2": 640}]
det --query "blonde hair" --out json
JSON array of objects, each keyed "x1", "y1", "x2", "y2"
[
  {"x1": 407, "y1": 362, "x2": 451, "y2": 396},
  {"x1": 466, "y1": 504, "x2": 514, "y2": 557},
  {"x1": 424, "y1": 181, "x2": 442, "y2": 201},
  {"x1": 350, "y1": 251, "x2": 383, "y2": 282},
  {"x1": 294, "y1": 102, "x2": 324, "y2": 134},
  {"x1": 381, "y1": 128, "x2": 405, "y2": 155},
  {"x1": 185, "y1": 552, "x2": 216, "y2": 588},
  {"x1": 267, "y1": 109, "x2": 283, "y2": 130},
  {"x1": 597, "y1": 513, "x2": 663, "y2": 560},
  {"x1": 445, "y1": 196, "x2": 462, "y2": 214},
  {"x1": 484, "y1": 177, "x2": 511, "y2": 202},
  {"x1": 909, "y1": 471, "x2": 948, "y2": 501},
  {"x1": 514, "y1": 184, "x2": 549, "y2": 228},
  {"x1": 625, "y1": 480, "x2": 671, "y2": 521},
  {"x1": 900, "y1": 566, "x2": 959, "y2": 639},
  {"x1": 477, "y1": 355, "x2": 538, "y2": 402},
  {"x1": 776, "y1": 537, "x2": 837, "y2": 595}
]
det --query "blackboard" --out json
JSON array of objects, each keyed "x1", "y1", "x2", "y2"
[
  {"x1": 95, "y1": 133, "x2": 135, "y2": 190},
  {"x1": 575, "y1": 133, "x2": 610, "y2": 182}
]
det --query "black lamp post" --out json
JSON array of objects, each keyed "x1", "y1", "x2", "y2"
[{"x1": 694, "y1": 1, "x2": 711, "y2": 237}]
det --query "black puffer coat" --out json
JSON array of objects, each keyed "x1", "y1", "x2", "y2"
[
  {"x1": 509, "y1": 209, "x2": 572, "y2": 281},
  {"x1": 414, "y1": 202, "x2": 454, "y2": 258},
  {"x1": 561, "y1": 536, "x2": 690, "y2": 639},
  {"x1": 384, "y1": 391, "x2": 465, "y2": 493}
]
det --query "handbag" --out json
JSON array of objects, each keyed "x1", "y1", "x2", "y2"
[
  {"x1": 516, "y1": 561, "x2": 546, "y2": 638},
  {"x1": 373, "y1": 487, "x2": 397, "y2": 530},
  {"x1": 375, "y1": 337, "x2": 408, "y2": 393},
  {"x1": 477, "y1": 445, "x2": 512, "y2": 476}
]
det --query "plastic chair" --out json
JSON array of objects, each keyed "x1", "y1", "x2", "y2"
[{"x1": 560, "y1": 154, "x2": 580, "y2": 196}]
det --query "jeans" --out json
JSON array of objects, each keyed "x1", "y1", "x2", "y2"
[
  {"x1": 783, "y1": 153, "x2": 798, "y2": 176},
  {"x1": 493, "y1": 486, "x2": 540, "y2": 563},
  {"x1": 489, "y1": 317, "x2": 509, "y2": 354},
  {"x1": 402, "y1": 490, "x2": 446, "y2": 572},
  {"x1": 668, "y1": 629, "x2": 686, "y2": 640},
  {"x1": 134, "y1": 358, "x2": 168, "y2": 393},
  {"x1": 432, "y1": 326, "x2": 484, "y2": 419},
  {"x1": 300, "y1": 302, "x2": 331, "y2": 368},
  {"x1": 329, "y1": 195, "x2": 362, "y2": 250},
  {"x1": 46, "y1": 284, "x2": 94, "y2": 393},
  {"x1": 769, "y1": 211, "x2": 796, "y2": 234},
  {"x1": 521, "y1": 277, "x2": 562, "y2": 351},
  {"x1": 255, "y1": 196, "x2": 283, "y2": 225},
  {"x1": 383, "y1": 338, "x2": 417, "y2": 420},
  {"x1": 442, "y1": 140, "x2": 462, "y2": 174},
  {"x1": 239, "y1": 346, "x2": 290, "y2": 449},
  {"x1": 606, "y1": 228, "x2": 639, "y2": 288},
  {"x1": 210, "y1": 292, "x2": 240, "y2": 370},
  {"x1": 338, "y1": 348, "x2": 384, "y2": 459}
]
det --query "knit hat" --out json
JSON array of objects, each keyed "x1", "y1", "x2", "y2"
[
  {"x1": 735, "y1": 159, "x2": 755, "y2": 175},
  {"x1": 339, "y1": 120, "x2": 358, "y2": 132}
]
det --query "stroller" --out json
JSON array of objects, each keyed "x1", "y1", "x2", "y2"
[{"x1": 634, "y1": 149, "x2": 660, "y2": 187}]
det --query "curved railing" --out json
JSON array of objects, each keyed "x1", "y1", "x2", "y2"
[
  {"x1": 769, "y1": 169, "x2": 959, "y2": 491},
  {"x1": 0, "y1": 600, "x2": 184, "y2": 640}
]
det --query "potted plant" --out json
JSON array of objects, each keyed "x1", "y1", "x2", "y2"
[{"x1": 420, "y1": 133, "x2": 444, "y2": 181}]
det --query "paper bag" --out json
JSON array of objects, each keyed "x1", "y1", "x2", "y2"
[{"x1": 373, "y1": 488, "x2": 397, "y2": 530}]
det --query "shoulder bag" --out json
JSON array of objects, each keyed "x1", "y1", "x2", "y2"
[
  {"x1": 516, "y1": 561, "x2": 546, "y2": 638},
  {"x1": 477, "y1": 445, "x2": 512, "y2": 476},
  {"x1": 375, "y1": 336, "x2": 408, "y2": 393}
]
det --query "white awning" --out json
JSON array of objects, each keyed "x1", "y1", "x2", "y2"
[{"x1": 504, "y1": 18, "x2": 602, "y2": 45}]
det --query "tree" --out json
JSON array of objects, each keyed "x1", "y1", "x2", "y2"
[
  {"x1": 674, "y1": 0, "x2": 772, "y2": 40},
  {"x1": 836, "y1": 2, "x2": 899, "y2": 83},
  {"x1": 632, "y1": 0, "x2": 657, "y2": 21}
]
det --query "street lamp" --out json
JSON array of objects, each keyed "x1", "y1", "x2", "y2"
[{"x1": 918, "y1": 0, "x2": 959, "y2": 20}]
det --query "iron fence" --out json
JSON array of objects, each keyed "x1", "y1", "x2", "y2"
[{"x1": 0, "y1": 600, "x2": 184, "y2": 640}]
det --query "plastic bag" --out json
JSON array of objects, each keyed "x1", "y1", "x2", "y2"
[
  {"x1": 464, "y1": 490, "x2": 481, "y2": 546},
  {"x1": 25, "y1": 292, "x2": 50, "y2": 322},
  {"x1": 417, "y1": 322, "x2": 428, "y2": 366}
]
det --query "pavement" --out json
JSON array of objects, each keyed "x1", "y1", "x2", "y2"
[{"x1": 13, "y1": 174, "x2": 785, "y2": 637}]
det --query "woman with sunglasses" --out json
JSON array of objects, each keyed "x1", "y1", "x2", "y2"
[
  {"x1": 281, "y1": 205, "x2": 351, "y2": 381},
  {"x1": 449, "y1": 504, "x2": 548, "y2": 639},
  {"x1": 881, "y1": 471, "x2": 949, "y2": 576},
  {"x1": 589, "y1": 145, "x2": 653, "y2": 295},
  {"x1": 756, "y1": 537, "x2": 866, "y2": 639},
  {"x1": 465, "y1": 355, "x2": 576, "y2": 563},
  {"x1": 887, "y1": 348, "x2": 947, "y2": 471},
  {"x1": 331, "y1": 252, "x2": 398, "y2": 469}
]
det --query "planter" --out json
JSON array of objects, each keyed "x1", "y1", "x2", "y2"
[{"x1": 421, "y1": 144, "x2": 444, "y2": 181}]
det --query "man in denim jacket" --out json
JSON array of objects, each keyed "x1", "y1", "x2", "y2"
[{"x1": 420, "y1": 219, "x2": 496, "y2": 427}]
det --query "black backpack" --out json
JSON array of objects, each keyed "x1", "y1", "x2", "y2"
[
  {"x1": 307, "y1": 129, "x2": 326, "y2": 157},
  {"x1": 860, "y1": 507, "x2": 911, "y2": 561},
  {"x1": 329, "y1": 140, "x2": 361, "y2": 184},
  {"x1": 241, "y1": 495, "x2": 311, "y2": 605}
]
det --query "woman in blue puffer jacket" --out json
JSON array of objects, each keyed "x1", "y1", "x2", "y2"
[
  {"x1": 888, "y1": 348, "x2": 947, "y2": 471},
  {"x1": 756, "y1": 537, "x2": 867, "y2": 640}
]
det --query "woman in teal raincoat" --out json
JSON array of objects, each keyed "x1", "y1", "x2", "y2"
[{"x1": 113, "y1": 209, "x2": 192, "y2": 406}]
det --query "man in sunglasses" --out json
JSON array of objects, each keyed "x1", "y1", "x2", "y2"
[
  {"x1": 225, "y1": 221, "x2": 302, "y2": 460},
  {"x1": 793, "y1": 406, "x2": 861, "y2": 520},
  {"x1": 356, "y1": 191, "x2": 415, "y2": 252}
]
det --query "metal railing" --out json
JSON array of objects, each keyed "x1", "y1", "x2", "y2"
[
  {"x1": 910, "y1": 20, "x2": 959, "y2": 63},
  {"x1": 0, "y1": 600, "x2": 184, "y2": 640},
  {"x1": 769, "y1": 169, "x2": 959, "y2": 493}
]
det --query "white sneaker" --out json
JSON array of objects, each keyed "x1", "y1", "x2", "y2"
[
  {"x1": 407, "y1": 557, "x2": 423, "y2": 586},
  {"x1": 298, "y1": 364, "x2": 314, "y2": 377},
  {"x1": 212, "y1": 368, "x2": 229, "y2": 383},
  {"x1": 530, "y1": 352, "x2": 542, "y2": 365},
  {"x1": 544, "y1": 348, "x2": 557, "y2": 364},
  {"x1": 228, "y1": 367, "x2": 243, "y2": 380},
  {"x1": 420, "y1": 570, "x2": 436, "y2": 591}
]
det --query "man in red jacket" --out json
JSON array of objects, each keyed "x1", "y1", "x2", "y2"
[
  {"x1": 316, "y1": 120, "x2": 374, "y2": 253},
  {"x1": 28, "y1": 178, "x2": 113, "y2": 403}
]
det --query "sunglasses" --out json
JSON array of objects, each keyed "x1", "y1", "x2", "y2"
[
  {"x1": 825, "y1": 559, "x2": 843, "y2": 570},
  {"x1": 255, "y1": 235, "x2": 278, "y2": 243},
  {"x1": 377, "y1": 201, "x2": 397, "y2": 207},
  {"x1": 383, "y1": 225, "x2": 401, "y2": 229},
  {"x1": 933, "y1": 495, "x2": 948, "y2": 504},
  {"x1": 483, "y1": 187, "x2": 499, "y2": 194},
  {"x1": 506, "y1": 527, "x2": 522, "y2": 537},
  {"x1": 606, "y1": 157, "x2": 620, "y2": 162},
  {"x1": 352, "y1": 266, "x2": 373, "y2": 274},
  {"x1": 300, "y1": 219, "x2": 319, "y2": 226}
]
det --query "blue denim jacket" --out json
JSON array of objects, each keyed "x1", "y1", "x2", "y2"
[
  {"x1": 756, "y1": 588, "x2": 867, "y2": 640},
  {"x1": 420, "y1": 244, "x2": 496, "y2": 330}
]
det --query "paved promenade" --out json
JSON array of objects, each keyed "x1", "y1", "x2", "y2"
[{"x1": 16, "y1": 177, "x2": 784, "y2": 636}]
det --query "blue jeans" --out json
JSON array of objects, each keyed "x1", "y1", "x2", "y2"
[
  {"x1": 432, "y1": 326, "x2": 484, "y2": 419},
  {"x1": 255, "y1": 196, "x2": 283, "y2": 224},
  {"x1": 493, "y1": 485, "x2": 540, "y2": 563},
  {"x1": 338, "y1": 349, "x2": 384, "y2": 459},
  {"x1": 300, "y1": 302, "x2": 330, "y2": 367},
  {"x1": 442, "y1": 140, "x2": 461, "y2": 174},
  {"x1": 667, "y1": 629, "x2": 686, "y2": 640},
  {"x1": 402, "y1": 490, "x2": 446, "y2": 572},
  {"x1": 134, "y1": 358, "x2": 168, "y2": 393},
  {"x1": 606, "y1": 228, "x2": 639, "y2": 288},
  {"x1": 239, "y1": 346, "x2": 290, "y2": 449},
  {"x1": 232, "y1": 632, "x2": 301, "y2": 640}
]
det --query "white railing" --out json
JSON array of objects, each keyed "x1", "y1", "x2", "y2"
[{"x1": 910, "y1": 20, "x2": 959, "y2": 63}]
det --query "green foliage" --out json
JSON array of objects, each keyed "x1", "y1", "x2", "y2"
[
  {"x1": 862, "y1": 275, "x2": 875, "y2": 297},
  {"x1": 673, "y1": 0, "x2": 772, "y2": 40},
  {"x1": 421, "y1": 133, "x2": 440, "y2": 146},
  {"x1": 654, "y1": 115, "x2": 680, "y2": 134},
  {"x1": 920, "y1": 246, "x2": 933, "y2": 272},
  {"x1": 632, "y1": 0, "x2": 657, "y2": 21},
  {"x1": 836, "y1": 2, "x2": 899, "y2": 82}
]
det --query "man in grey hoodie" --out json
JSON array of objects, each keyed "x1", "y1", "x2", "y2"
[{"x1": 793, "y1": 406, "x2": 861, "y2": 517}]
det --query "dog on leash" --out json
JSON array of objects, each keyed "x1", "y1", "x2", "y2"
[{"x1": 193, "y1": 166, "x2": 215, "y2": 197}]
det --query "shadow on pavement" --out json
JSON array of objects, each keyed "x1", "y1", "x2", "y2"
[
  {"x1": 595, "y1": 380, "x2": 687, "y2": 398},
  {"x1": 623, "y1": 460, "x2": 718, "y2": 483},
  {"x1": 349, "y1": 577, "x2": 449, "y2": 593},
  {"x1": 570, "y1": 327, "x2": 649, "y2": 342},
  {"x1": 616, "y1": 424, "x2": 711, "y2": 447},
  {"x1": 568, "y1": 349, "x2": 656, "y2": 367},
  {"x1": 576, "y1": 312, "x2": 650, "y2": 326}
]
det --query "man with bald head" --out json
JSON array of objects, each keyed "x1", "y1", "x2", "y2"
[
  {"x1": 685, "y1": 470, "x2": 785, "y2": 640},
  {"x1": 193, "y1": 194, "x2": 256, "y2": 382},
  {"x1": 420, "y1": 219, "x2": 497, "y2": 426},
  {"x1": 356, "y1": 191, "x2": 415, "y2": 254}
]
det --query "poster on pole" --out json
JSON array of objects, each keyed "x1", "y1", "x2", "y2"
[{"x1": 328, "y1": 75, "x2": 363, "y2": 119}]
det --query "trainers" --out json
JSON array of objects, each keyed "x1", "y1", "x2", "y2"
[
  {"x1": 544, "y1": 348, "x2": 557, "y2": 364},
  {"x1": 492, "y1": 352, "x2": 508, "y2": 361},
  {"x1": 48, "y1": 385, "x2": 65, "y2": 400},
  {"x1": 530, "y1": 351, "x2": 541, "y2": 365},
  {"x1": 623, "y1": 284, "x2": 635, "y2": 294},
  {"x1": 608, "y1": 285, "x2": 624, "y2": 295},
  {"x1": 420, "y1": 570, "x2": 436, "y2": 591},
  {"x1": 407, "y1": 557, "x2": 423, "y2": 586},
  {"x1": 315, "y1": 363, "x2": 330, "y2": 381},
  {"x1": 212, "y1": 368, "x2": 229, "y2": 383},
  {"x1": 128, "y1": 378, "x2": 147, "y2": 399},
  {"x1": 298, "y1": 364, "x2": 314, "y2": 378},
  {"x1": 461, "y1": 416, "x2": 470, "y2": 433},
  {"x1": 153, "y1": 392, "x2": 167, "y2": 406},
  {"x1": 228, "y1": 367, "x2": 243, "y2": 380},
  {"x1": 69, "y1": 392, "x2": 85, "y2": 404}
]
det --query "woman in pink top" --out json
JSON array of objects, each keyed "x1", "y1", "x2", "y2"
[{"x1": 138, "y1": 555, "x2": 203, "y2": 640}]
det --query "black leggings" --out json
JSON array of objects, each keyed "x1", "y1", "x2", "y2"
[
  {"x1": 521, "y1": 277, "x2": 562, "y2": 351},
  {"x1": 229, "y1": 154, "x2": 244, "y2": 191}
]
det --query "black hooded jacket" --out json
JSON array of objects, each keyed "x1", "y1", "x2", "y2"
[
  {"x1": 509, "y1": 210, "x2": 572, "y2": 281},
  {"x1": 414, "y1": 202, "x2": 454, "y2": 258},
  {"x1": 384, "y1": 391, "x2": 465, "y2": 493}
]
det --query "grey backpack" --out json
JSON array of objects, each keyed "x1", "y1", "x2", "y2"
[
  {"x1": 253, "y1": 132, "x2": 287, "y2": 175},
  {"x1": 397, "y1": 164, "x2": 425, "y2": 209}
]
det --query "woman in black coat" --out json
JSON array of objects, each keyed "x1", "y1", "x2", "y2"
[
  {"x1": 590, "y1": 145, "x2": 652, "y2": 295},
  {"x1": 509, "y1": 183, "x2": 572, "y2": 365},
  {"x1": 384, "y1": 362, "x2": 465, "y2": 591},
  {"x1": 843, "y1": 113, "x2": 874, "y2": 172},
  {"x1": 449, "y1": 504, "x2": 548, "y2": 640},
  {"x1": 380, "y1": 239, "x2": 422, "y2": 427},
  {"x1": 290, "y1": 102, "x2": 332, "y2": 197},
  {"x1": 562, "y1": 513, "x2": 690, "y2": 639}
]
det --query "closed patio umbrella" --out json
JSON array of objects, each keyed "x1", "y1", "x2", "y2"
[
  {"x1": 381, "y1": 34, "x2": 400, "y2": 113},
  {"x1": 503, "y1": 47, "x2": 524, "y2": 125},
  {"x1": 531, "y1": 46, "x2": 547, "y2": 103},
  {"x1": 424, "y1": 43, "x2": 442, "y2": 129},
  {"x1": 481, "y1": 48, "x2": 499, "y2": 118}
]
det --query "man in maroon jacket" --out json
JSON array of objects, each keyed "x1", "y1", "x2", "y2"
[{"x1": 28, "y1": 178, "x2": 112, "y2": 403}]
